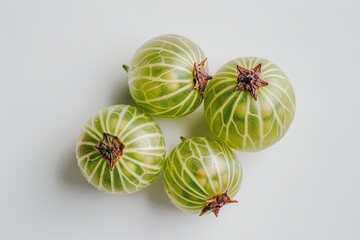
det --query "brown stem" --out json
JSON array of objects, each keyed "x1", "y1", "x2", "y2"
[
  {"x1": 94, "y1": 133, "x2": 125, "y2": 171},
  {"x1": 199, "y1": 190, "x2": 237, "y2": 217},
  {"x1": 191, "y1": 58, "x2": 212, "y2": 97},
  {"x1": 234, "y1": 63, "x2": 268, "y2": 100}
]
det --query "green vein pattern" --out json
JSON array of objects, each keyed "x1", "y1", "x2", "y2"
[
  {"x1": 128, "y1": 34, "x2": 207, "y2": 118},
  {"x1": 76, "y1": 105, "x2": 166, "y2": 194},
  {"x1": 204, "y1": 57, "x2": 296, "y2": 152},
  {"x1": 162, "y1": 137, "x2": 242, "y2": 214}
]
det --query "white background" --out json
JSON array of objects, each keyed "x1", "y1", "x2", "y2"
[{"x1": 1, "y1": 0, "x2": 359, "y2": 239}]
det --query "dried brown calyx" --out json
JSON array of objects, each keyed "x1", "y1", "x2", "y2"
[
  {"x1": 192, "y1": 58, "x2": 212, "y2": 96},
  {"x1": 199, "y1": 190, "x2": 238, "y2": 217},
  {"x1": 234, "y1": 63, "x2": 268, "y2": 100},
  {"x1": 94, "y1": 133, "x2": 125, "y2": 171}
]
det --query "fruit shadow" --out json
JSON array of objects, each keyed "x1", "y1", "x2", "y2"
[
  {"x1": 59, "y1": 74, "x2": 133, "y2": 194},
  {"x1": 143, "y1": 175, "x2": 176, "y2": 210},
  {"x1": 109, "y1": 75, "x2": 135, "y2": 106},
  {"x1": 184, "y1": 106, "x2": 213, "y2": 138},
  {"x1": 59, "y1": 143, "x2": 95, "y2": 193}
]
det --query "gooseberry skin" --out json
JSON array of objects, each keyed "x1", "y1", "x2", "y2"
[
  {"x1": 204, "y1": 57, "x2": 296, "y2": 152},
  {"x1": 162, "y1": 137, "x2": 242, "y2": 216},
  {"x1": 76, "y1": 105, "x2": 166, "y2": 194},
  {"x1": 127, "y1": 34, "x2": 208, "y2": 118}
]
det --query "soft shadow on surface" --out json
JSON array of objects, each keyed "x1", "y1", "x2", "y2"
[
  {"x1": 144, "y1": 175, "x2": 176, "y2": 210},
  {"x1": 59, "y1": 75, "x2": 133, "y2": 193},
  {"x1": 60, "y1": 144, "x2": 95, "y2": 192},
  {"x1": 109, "y1": 75, "x2": 135, "y2": 106},
  {"x1": 182, "y1": 106, "x2": 213, "y2": 138}
]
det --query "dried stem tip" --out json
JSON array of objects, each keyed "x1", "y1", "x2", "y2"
[
  {"x1": 234, "y1": 63, "x2": 268, "y2": 100},
  {"x1": 192, "y1": 58, "x2": 212, "y2": 97},
  {"x1": 94, "y1": 133, "x2": 125, "y2": 171},
  {"x1": 199, "y1": 190, "x2": 238, "y2": 217}
]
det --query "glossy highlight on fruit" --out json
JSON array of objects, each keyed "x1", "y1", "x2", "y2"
[
  {"x1": 76, "y1": 105, "x2": 166, "y2": 194},
  {"x1": 204, "y1": 57, "x2": 296, "y2": 151},
  {"x1": 162, "y1": 137, "x2": 242, "y2": 217},
  {"x1": 126, "y1": 34, "x2": 211, "y2": 118}
]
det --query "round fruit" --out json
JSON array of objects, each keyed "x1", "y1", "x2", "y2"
[
  {"x1": 76, "y1": 105, "x2": 166, "y2": 194},
  {"x1": 162, "y1": 137, "x2": 242, "y2": 217},
  {"x1": 204, "y1": 57, "x2": 296, "y2": 151},
  {"x1": 125, "y1": 34, "x2": 212, "y2": 118}
]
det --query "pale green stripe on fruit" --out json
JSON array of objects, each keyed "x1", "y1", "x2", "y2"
[
  {"x1": 128, "y1": 34, "x2": 207, "y2": 118},
  {"x1": 204, "y1": 57, "x2": 295, "y2": 151},
  {"x1": 76, "y1": 105, "x2": 166, "y2": 194},
  {"x1": 162, "y1": 137, "x2": 241, "y2": 213}
]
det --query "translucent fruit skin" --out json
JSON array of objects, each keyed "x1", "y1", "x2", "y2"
[
  {"x1": 162, "y1": 137, "x2": 242, "y2": 214},
  {"x1": 128, "y1": 34, "x2": 207, "y2": 118},
  {"x1": 76, "y1": 105, "x2": 166, "y2": 194},
  {"x1": 204, "y1": 57, "x2": 296, "y2": 152}
]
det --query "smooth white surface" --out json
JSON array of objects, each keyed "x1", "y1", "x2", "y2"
[{"x1": 1, "y1": 0, "x2": 359, "y2": 239}]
